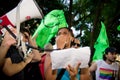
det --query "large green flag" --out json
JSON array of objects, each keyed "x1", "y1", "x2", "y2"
[
  {"x1": 32, "y1": 10, "x2": 67, "y2": 48},
  {"x1": 92, "y1": 22, "x2": 109, "y2": 62}
]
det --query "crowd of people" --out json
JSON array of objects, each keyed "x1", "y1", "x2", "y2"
[{"x1": 0, "y1": 25, "x2": 120, "y2": 80}]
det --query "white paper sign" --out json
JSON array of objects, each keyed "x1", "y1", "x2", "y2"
[{"x1": 50, "y1": 46, "x2": 91, "y2": 70}]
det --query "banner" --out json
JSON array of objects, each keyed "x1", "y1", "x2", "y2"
[{"x1": 50, "y1": 47, "x2": 90, "y2": 69}]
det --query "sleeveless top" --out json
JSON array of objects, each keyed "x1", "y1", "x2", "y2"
[
  {"x1": 57, "y1": 68, "x2": 80, "y2": 80},
  {"x1": 96, "y1": 60, "x2": 119, "y2": 80}
]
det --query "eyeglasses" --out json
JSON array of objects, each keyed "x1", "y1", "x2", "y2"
[
  {"x1": 73, "y1": 43, "x2": 80, "y2": 46},
  {"x1": 71, "y1": 41, "x2": 80, "y2": 47}
]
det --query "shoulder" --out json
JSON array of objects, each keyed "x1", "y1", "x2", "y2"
[
  {"x1": 114, "y1": 61, "x2": 120, "y2": 67},
  {"x1": 95, "y1": 60, "x2": 104, "y2": 65}
]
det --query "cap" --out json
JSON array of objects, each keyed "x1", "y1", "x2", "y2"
[{"x1": 105, "y1": 47, "x2": 117, "y2": 54}]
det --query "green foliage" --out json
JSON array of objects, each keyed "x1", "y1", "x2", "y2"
[{"x1": 1, "y1": 0, "x2": 119, "y2": 52}]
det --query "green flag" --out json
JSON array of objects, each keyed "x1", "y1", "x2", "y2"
[
  {"x1": 117, "y1": 25, "x2": 120, "y2": 31},
  {"x1": 92, "y1": 22, "x2": 109, "y2": 62},
  {"x1": 32, "y1": 10, "x2": 68, "y2": 48}
]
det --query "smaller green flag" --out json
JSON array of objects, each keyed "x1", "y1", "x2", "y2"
[
  {"x1": 92, "y1": 22, "x2": 109, "y2": 62},
  {"x1": 117, "y1": 25, "x2": 120, "y2": 31},
  {"x1": 32, "y1": 10, "x2": 68, "y2": 48}
]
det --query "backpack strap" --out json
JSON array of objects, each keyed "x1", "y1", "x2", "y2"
[
  {"x1": 56, "y1": 69, "x2": 66, "y2": 80},
  {"x1": 39, "y1": 54, "x2": 46, "y2": 80}
]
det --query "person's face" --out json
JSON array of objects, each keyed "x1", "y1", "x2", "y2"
[
  {"x1": 56, "y1": 28, "x2": 72, "y2": 49},
  {"x1": 106, "y1": 52, "x2": 117, "y2": 62},
  {"x1": 72, "y1": 39, "x2": 80, "y2": 48},
  {"x1": 22, "y1": 32, "x2": 30, "y2": 42}
]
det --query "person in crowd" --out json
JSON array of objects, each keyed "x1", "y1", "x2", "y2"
[
  {"x1": 44, "y1": 27, "x2": 91, "y2": 80},
  {"x1": 0, "y1": 27, "x2": 17, "y2": 68},
  {"x1": 71, "y1": 38, "x2": 80, "y2": 48},
  {"x1": 71, "y1": 37, "x2": 90, "y2": 80},
  {"x1": 38, "y1": 43, "x2": 54, "y2": 80},
  {"x1": 22, "y1": 27, "x2": 43, "y2": 80},
  {"x1": 1, "y1": 26, "x2": 41, "y2": 80},
  {"x1": 89, "y1": 47, "x2": 120, "y2": 80}
]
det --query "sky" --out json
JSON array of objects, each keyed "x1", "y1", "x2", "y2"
[{"x1": 71, "y1": 27, "x2": 80, "y2": 37}]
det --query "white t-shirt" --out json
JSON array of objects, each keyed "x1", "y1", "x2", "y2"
[{"x1": 95, "y1": 60, "x2": 119, "y2": 80}]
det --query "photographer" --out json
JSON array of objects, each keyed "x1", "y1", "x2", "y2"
[{"x1": 1, "y1": 26, "x2": 41, "y2": 80}]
